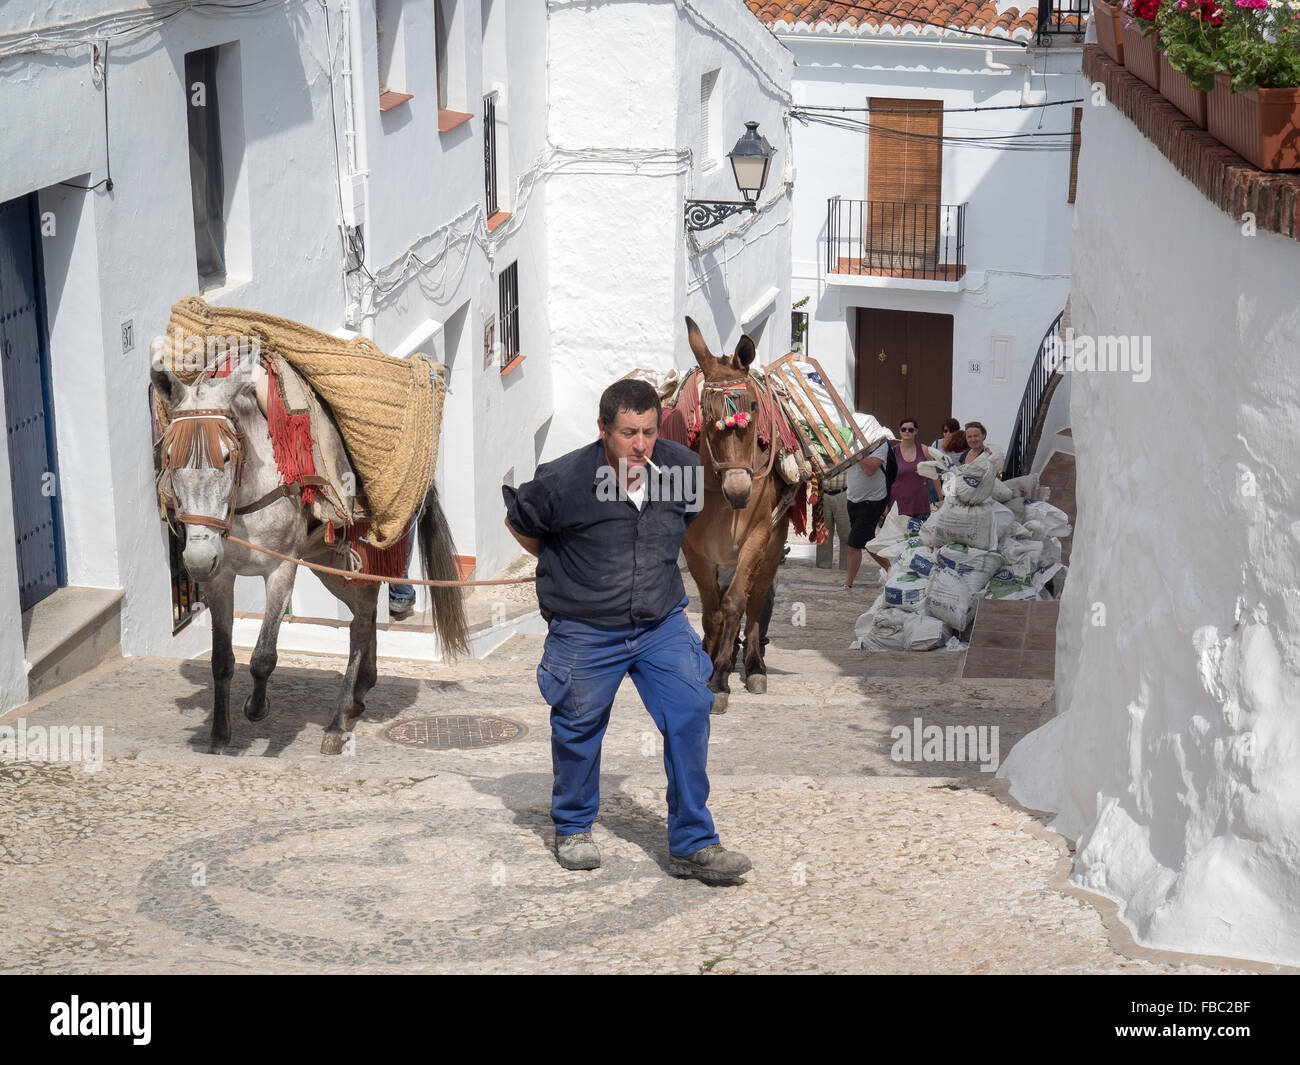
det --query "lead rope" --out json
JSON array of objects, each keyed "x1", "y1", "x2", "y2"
[{"x1": 223, "y1": 534, "x2": 535, "y2": 586}]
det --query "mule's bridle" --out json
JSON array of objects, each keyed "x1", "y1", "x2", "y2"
[
  {"x1": 698, "y1": 377, "x2": 777, "y2": 486},
  {"x1": 157, "y1": 407, "x2": 247, "y2": 534}
]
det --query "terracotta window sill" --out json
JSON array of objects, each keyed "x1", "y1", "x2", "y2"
[
  {"x1": 438, "y1": 108, "x2": 473, "y2": 133},
  {"x1": 499, "y1": 354, "x2": 526, "y2": 377},
  {"x1": 486, "y1": 210, "x2": 512, "y2": 233},
  {"x1": 379, "y1": 91, "x2": 413, "y2": 113}
]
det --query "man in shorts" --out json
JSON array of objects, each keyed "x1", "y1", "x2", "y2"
[{"x1": 844, "y1": 429, "x2": 889, "y2": 589}]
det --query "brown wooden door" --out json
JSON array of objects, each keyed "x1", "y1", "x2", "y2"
[
  {"x1": 866, "y1": 98, "x2": 942, "y2": 272},
  {"x1": 855, "y1": 308, "x2": 953, "y2": 442}
]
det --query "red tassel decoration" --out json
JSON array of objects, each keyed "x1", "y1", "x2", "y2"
[{"x1": 264, "y1": 362, "x2": 319, "y2": 506}]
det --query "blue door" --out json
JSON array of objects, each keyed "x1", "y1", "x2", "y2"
[{"x1": 0, "y1": 193, "x2": 64, "y2": 611}]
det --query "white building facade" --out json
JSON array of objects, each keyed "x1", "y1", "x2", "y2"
[
  {"x1": 747, "y1": 2, "x2": 1087, "y2": 452},
  {"x1": 0, "y1": 0, "x2": 792, "y2": 710}
]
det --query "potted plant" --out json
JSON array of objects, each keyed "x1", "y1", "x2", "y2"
[
  {"x1": 1124, "y1": 0, "x2": 1164, "y2": 88},
  {"x1": 1156, "y1": 0, "x2": 1224, "y2": 125},
  {"x1": 1213, "y1": 1, "x2": 1300, "y2": 169},
  {"x1": 1095, "y1": 0, "x2": 1127, "y2": 62},
  {"x1": 1159, "y1": 1, "x2": 1300, "y2": 168}
]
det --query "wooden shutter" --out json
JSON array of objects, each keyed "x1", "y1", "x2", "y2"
[
  {"x1": 867, "y1": 98, "x2": 942, "y2": 272},
  {"x1": 1069, "y1": 107, "x2": 1082, "y2": 203}
]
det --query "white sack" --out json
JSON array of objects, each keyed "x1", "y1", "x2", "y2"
[
  {"x1": 926, "y1": 568, "x2": 980, "y2": 631},
  {"x1": 895, "y1": 544, "x2": 938, "y2": 578},
  {"x1": 883, "y1": 569, "x2": 931, "y2": 612},
  {"x1": 1000, "y1": 535, "x2": 1044, "y2": 579},
  {"x1": 936, "y1": 542, "x2": 1003, "y2": 591},
  {"x1": 948, "y1": 451, "x2": 1001, "y2": 505},
  {"x1": 922, "y1": 500, "x2": 1013, "y2": 552},
  {"x1": 1001, "y1": 474, "x2": 1040, "y2": 499},
  {"x1": 1021, "y1": 500, "x2": 1072, "y2": 539},
  {"x1": 904, "y1": 613, "x2": 950, "y2": 651},
  {"x1": 865, "y1": 502, "x2": 926, "y2": 561}
]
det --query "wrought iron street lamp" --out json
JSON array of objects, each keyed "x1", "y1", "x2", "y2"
[{"x1": 684, "y1": 121, "x2": 776, "y2": 232}]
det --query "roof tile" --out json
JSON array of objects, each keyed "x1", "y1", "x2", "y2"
[{"x1": 745, "y1": 0, "x2": 1066, "y2": 40}]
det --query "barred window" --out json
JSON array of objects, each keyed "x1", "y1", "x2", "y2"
[{"x1": 498, "y1": 261, "x2": 519, "y2": 367}]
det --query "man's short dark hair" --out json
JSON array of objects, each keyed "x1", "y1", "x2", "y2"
[{"x1": 599, "y1": 379, "x2": 661, "y2": 429}]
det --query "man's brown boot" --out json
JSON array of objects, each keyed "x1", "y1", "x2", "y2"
[
  {"x1": 555, "y1": 832, "x2": 600, "y2": 871},
  {"x1": 668, "y1": 843, "x2": 751, "y2": 884}
]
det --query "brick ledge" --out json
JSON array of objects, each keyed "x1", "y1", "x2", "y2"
[{"x1": 1083, "y1": 44, "x2": 1300, "y2": 242}]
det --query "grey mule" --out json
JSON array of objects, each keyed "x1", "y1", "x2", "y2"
[
  {"x1": 555, "y1": 832, "x2": 601, "y2": 871},
  {"x1": 668, "y1": 843, "x2": 752, "y2": 883}
]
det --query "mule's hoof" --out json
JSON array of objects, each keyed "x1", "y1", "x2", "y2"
[
  {"x1": 745, "y1": 674, "x2": 767, "y2": 694},
  {"x1": 207, "y1": 740, "x2": 229, "y2": 755},
  {"x1": 711, "y1": 691, "x2": 728, "y2": 714},
  {"x1": 320, "y1": 732, "x2": 350, "y2": 756},
  {"x1": 243, "y1": 693, "x2": 269, "y2": 722}
]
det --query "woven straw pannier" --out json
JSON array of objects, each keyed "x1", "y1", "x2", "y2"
[{"x1": 155, "y1": 296, "x2": 446, "y2": 549}]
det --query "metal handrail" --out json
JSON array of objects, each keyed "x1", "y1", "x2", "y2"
[{"x1": 1003, "y1": 309, "x2": 1066, "y2": 481}]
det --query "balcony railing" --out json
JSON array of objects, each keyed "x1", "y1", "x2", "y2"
[
  {"x1": 826, "y1": 198, "x2": 966, "y2": 282},
  {"x1": 1036, "y1": 0, "x2": 1089, "y2": 44}
]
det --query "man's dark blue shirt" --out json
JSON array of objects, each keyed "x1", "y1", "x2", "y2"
[{"x1": 503, "y1": 438, "x2": 702, "y2": 628}]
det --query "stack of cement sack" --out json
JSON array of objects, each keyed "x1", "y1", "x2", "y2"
[{"x1": 850, "y1": 447, "x2": 1070, "y2": 651}]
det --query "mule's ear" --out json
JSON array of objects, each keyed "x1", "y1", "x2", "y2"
[
  {"x1": 735, "y1": 333, "x2": 757, "y2": 370},
  {"x1": 685, "y1": 316, "x2": 714, "y2": 370},
  {"x1": 149, "y1": 337, "x2": 179, "y2": 407}
]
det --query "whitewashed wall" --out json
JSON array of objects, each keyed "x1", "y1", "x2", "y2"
[
  {"x1": 1000, "y1": 101, "x2": 1300, "y2": 967},
  {"x1": 777, "y1": 33, "x2": 1083, "y2": 447},
  {"x1": 544, "y1": 0, "x2": 793, "y2": 458}
]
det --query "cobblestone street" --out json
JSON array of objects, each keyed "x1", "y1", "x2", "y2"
[{"x1": 0, "y1": 560, "x2": 1259, "y2": 974}]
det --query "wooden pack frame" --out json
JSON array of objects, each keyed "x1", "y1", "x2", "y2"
[{"x1": 764, "y1": 352, "x2": 877, "y2": 477}]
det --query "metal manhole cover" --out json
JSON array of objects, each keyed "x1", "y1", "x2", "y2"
[{"x1": 382, "y1": 715, "x2": 528, "y2": 750}]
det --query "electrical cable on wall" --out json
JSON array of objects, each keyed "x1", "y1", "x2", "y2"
[
  {"x1": 796, "y1": 99, "x2": 1084, "y2": 115},
  {"x1": 59, "y1": 41, "x2": 114, "y2": 192},
  {"x1": 794, "y1": 110, "x2": 1076, "y2": 150},
  {"x1": 0, "y1": 0, "x2": 291, "y2": 59}
]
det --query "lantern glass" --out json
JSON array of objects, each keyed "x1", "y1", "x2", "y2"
[
  {"x1": 726, "y1": 121, "x2": 775, "y2": 202},
  {"x1": 730, "y1": 154, "x2": 770, "y2": 196}
]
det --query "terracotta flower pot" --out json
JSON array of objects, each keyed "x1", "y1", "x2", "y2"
[
  {"x1": 1121, "y1": 20, "x2": 1159, "y2": 90},
  {"x1": 1093, "y1": 0, "x2": 1124, "y2": 64},
  {"x1": 1207, "y1": 74, "x2": 1300, "y2": 171},
  {"x1": 1159, "y1": 53, "x2": 1206, "y2": 128}
]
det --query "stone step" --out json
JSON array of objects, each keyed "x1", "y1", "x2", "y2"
[
  {"x1": 22, "y1": 587, "x2": 124, "y2": 699},
  {"x1": 963, "y1": 599, "x2": 1060, "y2": 680}
]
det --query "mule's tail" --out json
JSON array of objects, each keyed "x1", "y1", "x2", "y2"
[{"x1": 417, "y1": 485, "x2": 471, "y2": 660}]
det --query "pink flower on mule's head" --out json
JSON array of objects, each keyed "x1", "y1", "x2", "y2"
[{"x1": 1235, "y1": 0, "x2": 1267, "y2": 8}]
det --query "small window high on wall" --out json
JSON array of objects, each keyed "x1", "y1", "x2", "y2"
[
  {"x1": 185, "y1": 47, "x2": 226, "y2": 290},
  {"x1": 1069, "y1": 107, "x2": 1083, "y2": 204},
  {"x1": 700, "y1": 69, "x2": 720, "y2": 169},
  {"x1": 498, "y1": 261, "x2": 519, "y2": 369},
  {"x1": 376, "y1": 0, "x2": 409, "y2": 110}
]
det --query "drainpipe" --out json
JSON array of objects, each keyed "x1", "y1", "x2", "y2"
[
  {"x1": 341, "y1": 0, "x2": 375, "y2": 337},
  {"x1": 984, "y1": 48, "x2": 1045, "y2": 106}
]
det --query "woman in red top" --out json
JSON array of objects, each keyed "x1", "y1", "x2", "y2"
[{"x1": 889, "y1": 418, "x2": 940, "y2": 520}]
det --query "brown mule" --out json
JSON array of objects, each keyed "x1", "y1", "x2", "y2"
[{"x1": 680, "y1": 317, "x2": 796, "y2": 713}]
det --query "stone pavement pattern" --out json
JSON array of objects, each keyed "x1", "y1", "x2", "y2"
[{"x1": 0, "y1": 560, "x2": 1254, "y2": 974}]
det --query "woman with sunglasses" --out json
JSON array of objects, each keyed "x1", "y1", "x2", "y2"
[{"x1": 889, "y1": 418, "x2": 940, "y2": 522}]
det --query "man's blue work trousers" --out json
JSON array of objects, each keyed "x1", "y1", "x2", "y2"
[{"x1": 537, "y1": 598, "x2": 719, "y2": 857}]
